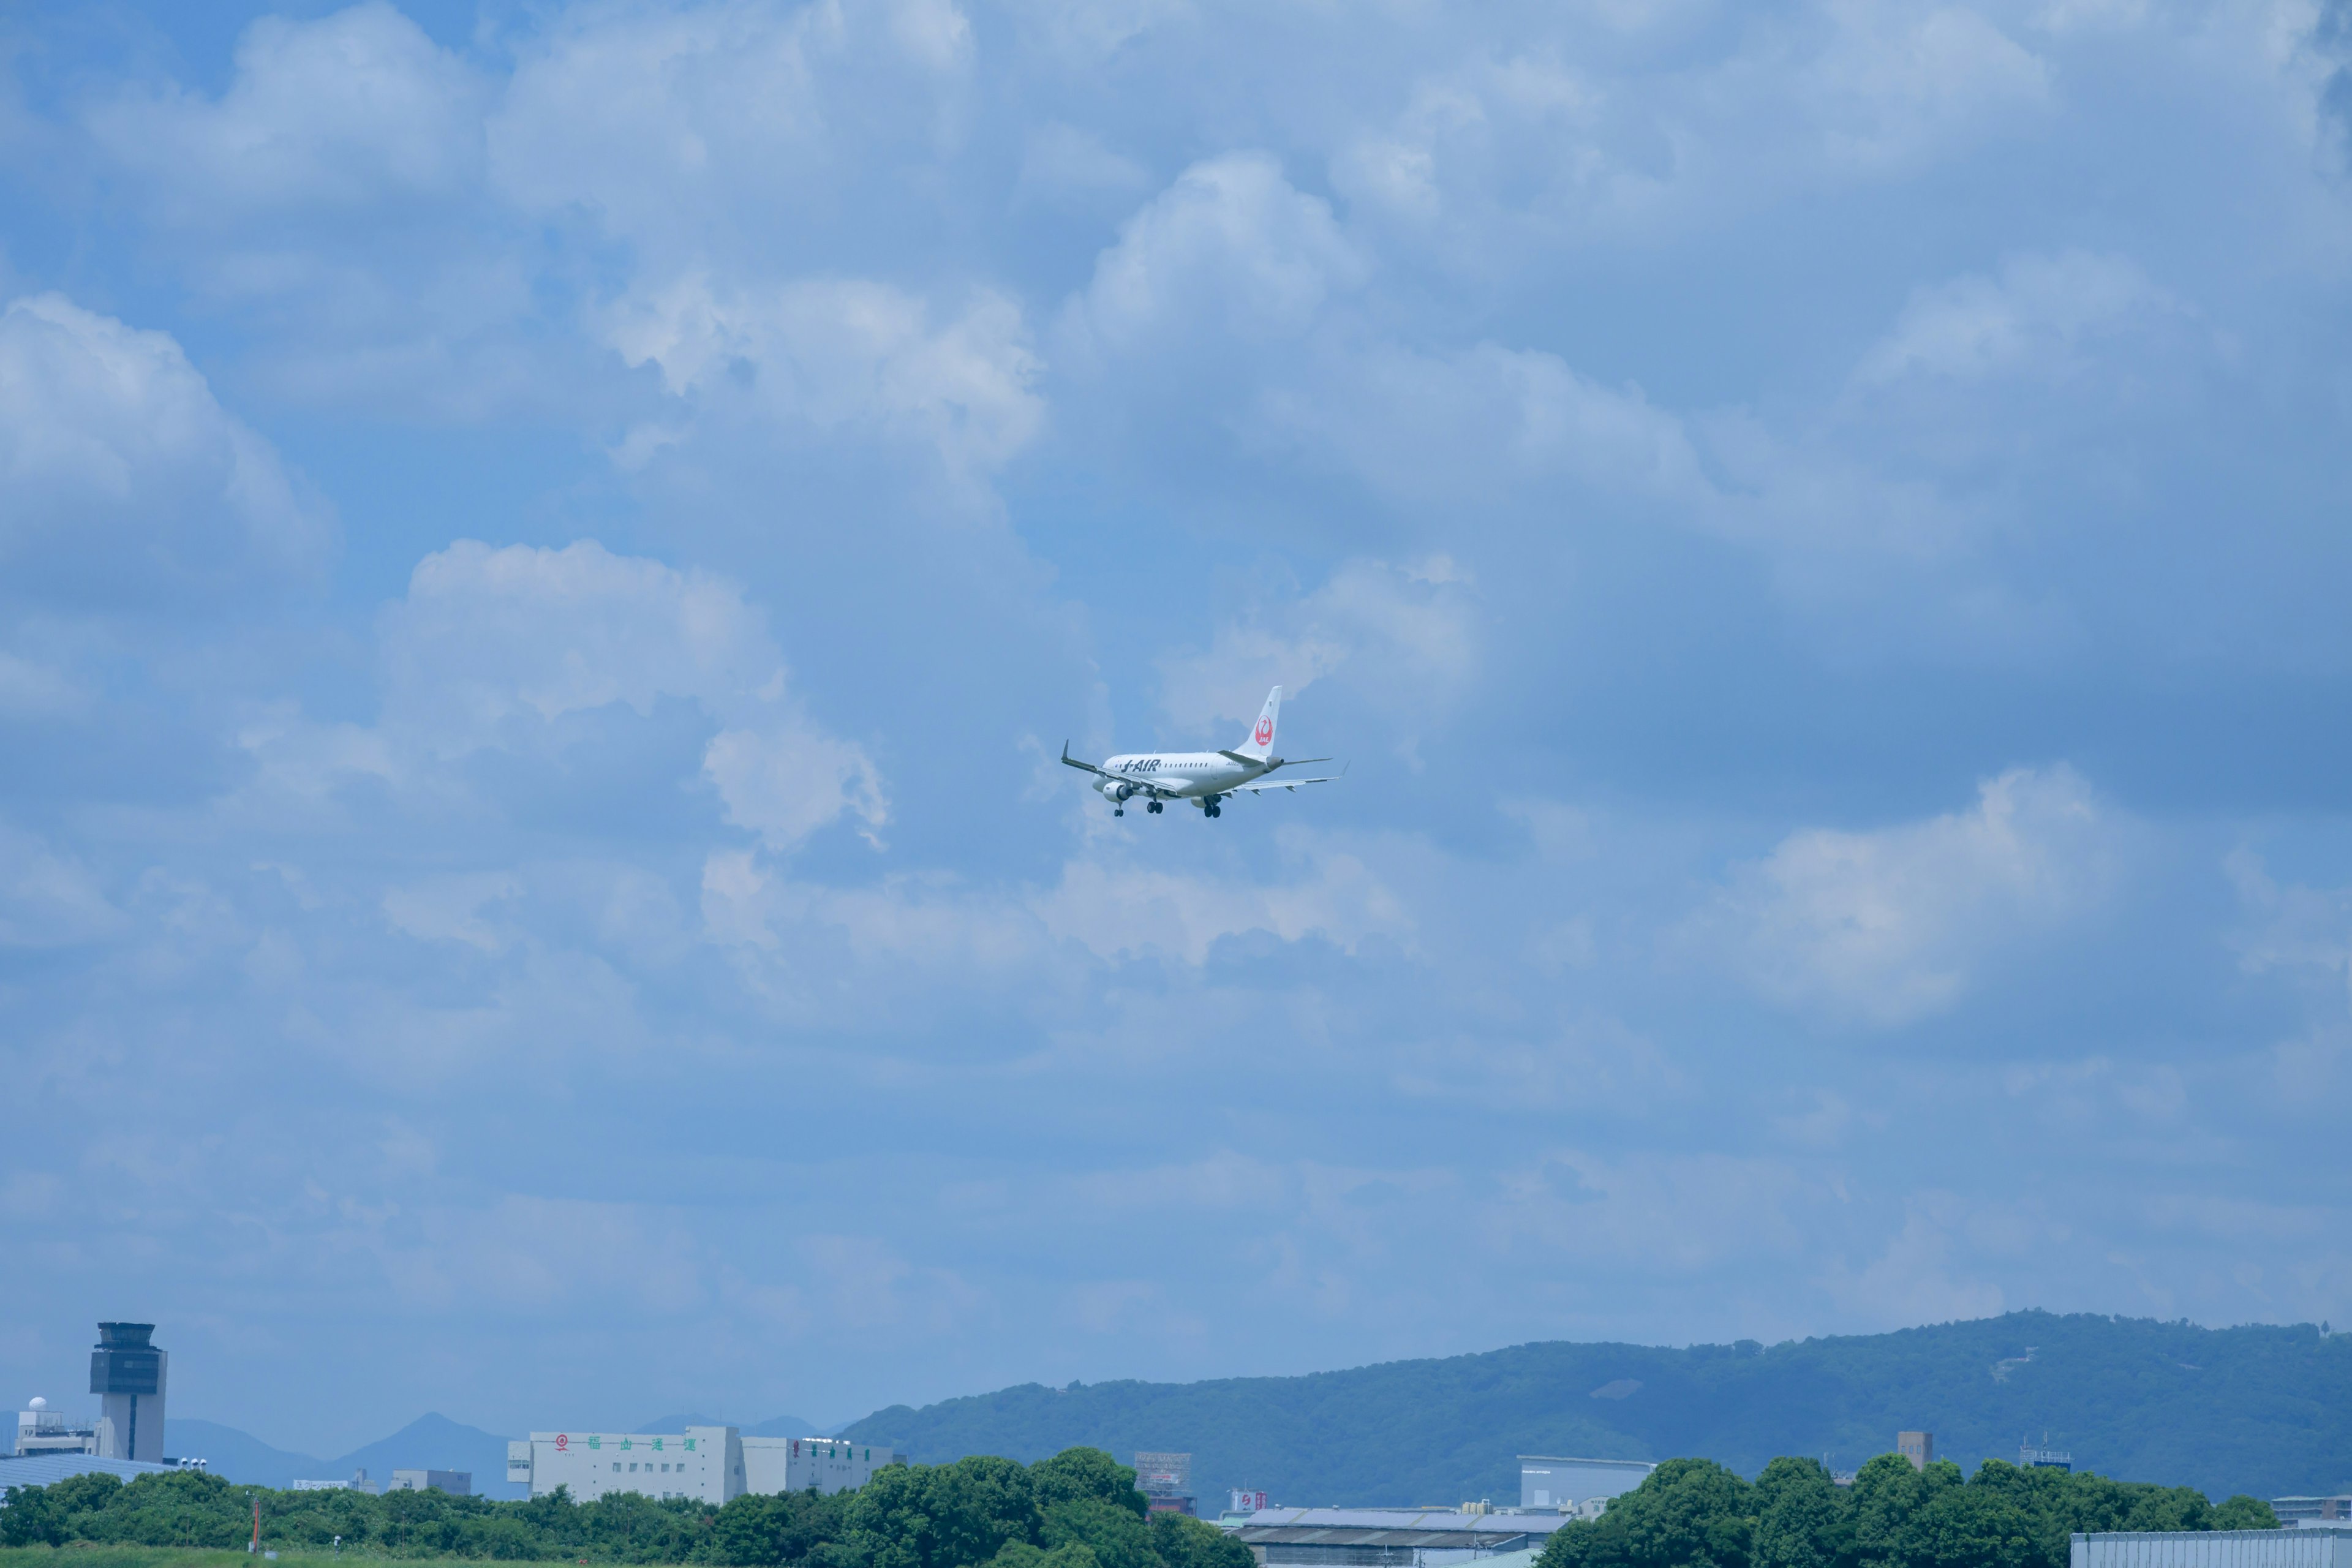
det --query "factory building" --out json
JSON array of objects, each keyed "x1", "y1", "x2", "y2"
[
  {"x1": 1232, "y1": 1507, "x2": 1569, "y2": 1567},
  {"x1": 510, "y1": 1428, "x2": 903, "y2": 1504},
  {"x1": 89, "y1": 1323, "x2": 167, "y2": 1464},
  {"x1": 511, "y1": 1427, "x2": 746, "y2": 1504},
  {"x1": 741, "y1": 1438, "x2": 903, "y2": 1497},
  {"x1": 1517, "y1": 1458, "x2": 1656, "y2": 1515},
  {"x1": 2275, "y1": 1501, "x2": 2352, "y2": 1528},
  {"x1": 391, "y1": 1469, "x2": 472, "y2": 1495},
  {"x1": 2072, "y1": 1531, "x2": 2352, "y2": 1568}
]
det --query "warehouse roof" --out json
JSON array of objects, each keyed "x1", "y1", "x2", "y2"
[
  {"x1": 1235, "y1": 1508, "x2": 1569, "y2": 1549},
  {"x1": 0, "y1": 1455, "x2": 180, "y2": 1495}
]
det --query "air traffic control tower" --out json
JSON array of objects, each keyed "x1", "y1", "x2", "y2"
[{"x1": 89, "y1": 1322, "x2": 167, "y2": 1463}]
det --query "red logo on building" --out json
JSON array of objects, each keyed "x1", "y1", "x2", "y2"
[
  {"x1": 1254, "y1": 717, "x2": 1273, "y2": 745},
  {"x1": 556, "y1": 1434, "x2": 569, "y2": 1450}
]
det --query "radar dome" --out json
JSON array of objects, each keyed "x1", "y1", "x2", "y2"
[{"x1": 28, "y1": 1396, "x2": 47, "y2": 1411}]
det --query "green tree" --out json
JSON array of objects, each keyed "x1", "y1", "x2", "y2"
[
  {"x1": 2211, "y1": 1496, "x2": 2280, "y2": 1530},
  {"x1": 1041, "y1": 1498, "x2": 1156, "y2": 1568},
  {"x1": 1909, "y1": 1483, "x2": 2040, "y2": 1568},
  {"x1": 1149, "y1": 1512, "x2": 1257, "y2": 1568},
  {"x1": 0, "y1": 1482, "x2": 67, "y2": 1547},
  {"x1": 1567, "y1": 1458, "x2": 1757, "y2": 1568},
  {"x1": 1752, "y1": 1458, "x2": 1852, "y2": 1568},
  {"x1": 1030, "y1": 1451, "x2": 1146, "y2": 1520}
]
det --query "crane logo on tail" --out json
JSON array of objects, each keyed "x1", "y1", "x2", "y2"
[{"x1": 1254, "y1": 716, "x2": 1273, "y2": 745}]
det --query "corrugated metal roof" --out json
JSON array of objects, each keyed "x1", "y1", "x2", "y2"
[
  {"x1": 0, "y1": 1455, "x2": 179, "y2": 1494},
  {"x1": 1236, "y1": 1510, "x2": 1565, "y2": 1550}
]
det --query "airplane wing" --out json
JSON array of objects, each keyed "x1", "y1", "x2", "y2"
[
  {"x1": 1224, "y1": 775, "x2": 1341, "y2": 794},
  {"x1": 1060, "y1": 742, "x2": 1167, "y2": 794}
]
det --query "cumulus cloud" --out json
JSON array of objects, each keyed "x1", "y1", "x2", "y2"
[
  {"x1": 1691, "y1": 766, "x2": 2118, "y2": 1025},
  {"x1": 83, "y1": 3, "x2": 488, "y2": 220},
  {"x1": 488, "y1": 0, "x2": 972, "y2": 258},
  {"x1": 1061, "y1": 153, "x2": 1363, "y2": 363},
  {"x1": 1157, "y1": 557, "x2": 1476, "y2": 734},
  {"x1": 607, "y1": 274, "x2": 1042, "y2": 469},
  {"x1": 0, "y1": 824, "x2": 122, "y2": 948},
  {"x1": 241, "y1": 540, "x2": 886, "y2": 851},
  {"x1": 0, "y1": 293, "x2": 328, "y2": 612},
  {"x1": 1855, "y1": 251, "x2": 2184, "y2": 385}
]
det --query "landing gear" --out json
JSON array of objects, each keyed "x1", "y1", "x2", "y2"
[
  {"x1": 1147, "y1": 801, "x2": 1163, "y2": 814},
  {"x1": 1203, "y1": 795, "x2": 1223, "y2": 819},
  {"x1": 1114, "y1": 807, "x2": 1124, "y2": 816}
]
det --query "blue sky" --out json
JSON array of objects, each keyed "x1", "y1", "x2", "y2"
[{"x1": 3, "y1": 0, "x2": 2351, "y2": 1460}]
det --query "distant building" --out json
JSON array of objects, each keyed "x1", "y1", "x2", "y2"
[
  {"x1": 1136, "y1": 1452, "x2": 1196, "y2": 1518},
  {"x1": 390, "y1": 1469, "x2": 472, "y2": 1495},
  {"x1": 89, "y1": 1324, "x2": 167, "y2": 1465},
  {"x1": 2274, "y1": 1501, "x2": 2352, "y2": 1528},
  {"x1": 0, "y1": 1453, "x2": 182, "y2": 1492},
  {"x1": 508, "y1": 1429, "x2": 902, "y2": 1505},
  {"x1": 1233, "y1": 1507, "x2": 1569, "y2": 1567},
  {"x1": 293, "y1": 1470, "x2": 381, "y2": 1494},
  {"x1": 15, "y1": 1397, "x2": 99, "y2": 1458},
  {"x1": 1517, "y1": 1458, "x2": 1656, "y2": 1513},
  {"x1": 2021, "y1": 1445, "x2": 2073, "y2": 1472},
  {"x1": 741, "y1": 1438, "x2": 903, "y2": 1498},
  {"x1": 2072, "y1": 1531, "x2": 2352, "y2": 1568},
  {"x1": 1898, "y1": 1434, "x2": 1934, "y2": 1472}
]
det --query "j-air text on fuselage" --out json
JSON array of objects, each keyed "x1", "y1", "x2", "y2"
[{"x1": 1061, "y1": 685, "x2": 1343, "y2": 819}]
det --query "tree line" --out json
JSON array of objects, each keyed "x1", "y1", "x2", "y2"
[
  {"x1": 0, "y1": 1446, "x2": 1257, "y2": 1568},
  {"x1": 1536, "y1": 1453, "x2": 2281, "y2": 1568}
]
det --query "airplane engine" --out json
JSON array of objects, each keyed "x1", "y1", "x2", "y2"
[{"x1": 1103, "y1": 781, "x2": 1135, "y2": 802}]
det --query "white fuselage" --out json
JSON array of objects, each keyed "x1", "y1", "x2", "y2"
[{"x1": 1099, "y1": 751, "x2": 1270, "y2": 802}]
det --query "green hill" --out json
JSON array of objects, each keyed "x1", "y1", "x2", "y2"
[{"x1": 835, "y1": 1311, "x2": 2352, "y2": 1506}]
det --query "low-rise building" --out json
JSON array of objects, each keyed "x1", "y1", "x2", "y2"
[
  {"x1": 1517, "y1": 1458, "x2": 1655, "y2": 1514},
  {"x1": 2275, "y1": 1502, "x2": 2352, "y2": 1529},
  {"x1": 293, "y1": 1471, "x2": 381, "y2": 1494},
  {"x1": 390, "y1": 1469, "x2": 472, "y2": 1495},
  {"x1": 510, "y1": 1428, "x2": 744, "y2": 1504},
  {"x1": 741, "y1": 1438, "x2": 903, "y2": 1498},
  {"x1": 0, "y1": 1453, "x2": 182, "y2": 1494},
  {"x1": 508, "y1": 1428, "x2": 903, "y2": 1504},
  {"x1": 1234, "y1": 1506, "x2": 1569, "y2": 1567},
  {"x1": 2073, "y1": 1531, "x2": 2352, "y2": 1568}
]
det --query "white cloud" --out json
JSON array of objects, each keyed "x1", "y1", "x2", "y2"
[
  {"x1": 382, "y1": 872, "x2": 522, "y2": 952},
  {"x1": 246, "y1": 540, "x2": 887, "y2": 851},
  {"x1": 1801, "y1": 2, "x2": 2052, "y2": 172},
  {"x1": 1855, "y1": 251, "x2": 2183, "y2": 385},
  {"x1": 1062, "y1": 153, "x2": 1363, "y2": 360},
  {"x1": 488, "y1": 0, "x2": 971, "y2": 257},
  {"x1": 0, "y1": 293, "x2": 328, "y2": 612},
  {"x1": 705, "y1": 726, "x2": 887, "y2": 851},
  {"x1": 1157, "y1": 557, "x2": 1477, "y2": 734},
  {"x1": 1822, "y1": 1191, "x2": 2009, "y2": 1324},
  {"x1": 1034, "y1": 848, "x2": 1411, "y2": 964},
  {"x1": 0, "y1": 825, "x2": 122, "y2": 948},
  {"x1": 1694, "y1": 766, "x2": 2117, "y2": 1025},
  {"x1": 607, "y1": 274, "x2": 1042, "y2": 469},
  {"x1": 83, "y1": 3, "x2": 488, "y2": 220}
]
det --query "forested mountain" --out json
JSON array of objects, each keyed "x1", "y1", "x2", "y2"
[{"x1": 835, "y1": 1312, "x2": 2352, "y2": 1506}]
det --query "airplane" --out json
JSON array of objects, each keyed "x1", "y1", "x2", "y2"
[{"x1": 1061, "y1": 685, "x2": 1341, "y2": 818}]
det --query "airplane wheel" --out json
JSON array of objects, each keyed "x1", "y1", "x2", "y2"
[
  {"x1": 1114, "y1": 808, "x2": 1124, "y2": 816},
  {"x1": 1147, "y1": 802, "x2": 1162, "y2": 813}
]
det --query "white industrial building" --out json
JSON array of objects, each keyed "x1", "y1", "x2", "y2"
[
  {"x1": 1517, "y1": 1458, "x2": 1656, "y2": 1515},
  {"x1": 391, "y1": 1469, "x2": 472, "y2": 1495},
  {"x1": 509, "y1": 1427, "x2": 903, "y2": 1505},
  {"x1": 742, "y1": 1438, "x2": 903, "y2": 1498},
  {"x1": 2072, "y1": 1532, "x2": 2352, "y2": 1568}
]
